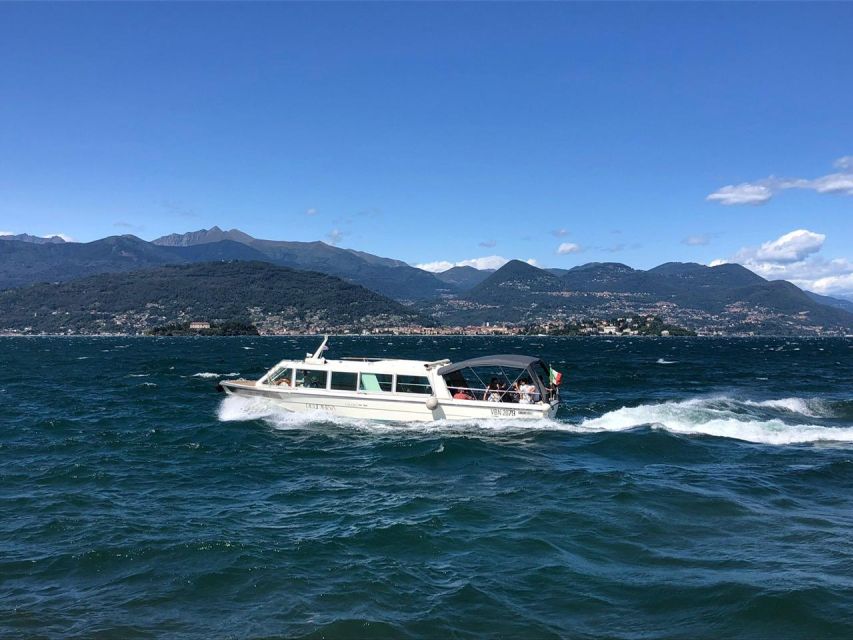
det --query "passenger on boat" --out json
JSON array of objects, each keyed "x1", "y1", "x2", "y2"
[
  {"x1": 502, "y1": 382, "x2": 519, "y2": 403},
  {"x1": 483, "y1": 378, "x2": 503, "y2": 402},
  {"x1": 518, "y1": 378, "x2": 534, "y2": 404},
  {"x1": 452, "y1": 387, "x2": 474, "y2": 400}
]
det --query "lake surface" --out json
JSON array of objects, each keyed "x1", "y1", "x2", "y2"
[{"x1": 2, "y1": 336, "x2": 852, "y2": 638}]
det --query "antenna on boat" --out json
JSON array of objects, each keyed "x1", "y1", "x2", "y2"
[{"x1": 305, "y1": 335, "x2": 329, "y2": 363}]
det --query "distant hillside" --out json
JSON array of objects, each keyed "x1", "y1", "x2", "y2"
[
  {"x1": 151, "y1": 226, "x2": 452, "y2": 300},
  {"x1": 805, "y1": 290, "x2": 853, "y2": 314},
  {"x1": 0, "y1": 235, "x2": 185, "y2": 289},
  {"x1": 0, "y1": 228, "x2": 453, "y2": 300},
  {"x1": 467, "y1": 260, "x2": 563, "y2": 304},
  {"x1": 433, "y1": 266, "x2": 494, "y2": 290},
  {"x1": 0, "y1": 233, "x2": 66, "y2": 244},
  {"x1": 423, "y1": 260, "x2": 853, "y2": 335},
  {"x1": 152, "y1": 226, "x2": 255, "y2": 246},
  {"x1": 0, "y1": 261, "x2": 428, "y2": 335}
]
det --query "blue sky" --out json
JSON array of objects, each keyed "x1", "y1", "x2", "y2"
[{"x1": 1, "y1": 3, "x2": 851, "y2": 295}]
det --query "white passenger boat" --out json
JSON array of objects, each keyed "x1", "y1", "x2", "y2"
[{"x1": 217, "y1": 337, "x2": 562, "y2": 422}]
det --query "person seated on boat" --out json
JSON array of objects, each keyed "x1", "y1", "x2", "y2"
[
  {"x1": 483, "y1": 378, "x2": 503, "y2": 402},
  {"x1": 529, "y1": 381, "x2": 541, "y2": 403},
  {"x1": 452, "y1": 387, "x2": 474, "y2": 400},
  {"x1": 276, "y1": 377, "x2": 291, "y2": 386},
  {"x1": 502, "y1": 382, "x2": 519, "y2": 403},
  {"x1": 518, "y1": 378, "x2": 534, "y2": 404}
]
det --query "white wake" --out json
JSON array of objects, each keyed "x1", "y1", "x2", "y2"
[{"x1": 216, "y1": 394, "x2": 852, "y2": 445}]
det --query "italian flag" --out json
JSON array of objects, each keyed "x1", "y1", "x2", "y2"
[{"x1": 549, "y1": 367, "x2": 563, "y2": 386}]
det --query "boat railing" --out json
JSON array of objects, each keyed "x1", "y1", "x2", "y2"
[{"x1": 448, "y1": 385, "x2": 550, "y2": 404}]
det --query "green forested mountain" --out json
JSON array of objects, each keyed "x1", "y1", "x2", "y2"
[
  {"x1": 0, "y1": 230, "x2": 453, "y2": 300},
  {"x1": 432, "y1": 266, "x2": 494, "y2": 290},
  {"x1": 0, "y1": 261, "x2": 428, "y2": 334}
]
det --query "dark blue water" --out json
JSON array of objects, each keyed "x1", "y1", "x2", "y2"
[{"x1": 2, "y1": 336, "x2": 852, "y2": 638}]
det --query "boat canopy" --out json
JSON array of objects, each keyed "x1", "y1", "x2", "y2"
[{"x1": 437, "y1": 355, "x2": 541, "y2": 377}]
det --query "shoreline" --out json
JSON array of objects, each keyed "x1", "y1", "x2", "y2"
[{"x1": 1, "y1": 333, "x2": 850, "y2": 339}]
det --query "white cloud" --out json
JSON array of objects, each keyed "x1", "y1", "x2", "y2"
[
  {"x1": 706, "y1": 183, "x2": 774, "y2": 205},
  {"x1": 551, "y1": 228, "x2": 569, "y2": 237},
  {"x1": 416, "y1": 255, "x2": 539, "y2": 273},
  {"x1": 479, "y1": 239, "x2": 496, "y2": 248},
  {"x1": 306, "y1": 208, "x2": 318, "y2": 216},
  {"x1": 711, "y1": 228, "x2": 853, "y2": 297},
  {"x1": 811, "y1": 272, "x2": 853, "y2": 296},
  {"x1": 754, "y1": 229, "x2": 825, "y2": 263},
  {"x1": 708, "y1": 258, "x2": 729, "y2": 267},
  {"x1": 556, "y1": 242, "x2": 582, "y2": 255},
  {"x1": 325, "y1": 228, "x2": 345, "y2": 245},
  {"x1": 46, "y1": 233, "x2": 75, "y2": 242},
  {"x1": 0, "y1": 231, "x2": 13, "y2": 236},
  {"x1": 417, "y1": 260, "x2": 456, "y2": 272},
  {"x1": 707, "y1": 156, "x2": 853, "y2": 205},
  {"x1": 682, "y1": 234, "x2": 710, "y2": 246}
]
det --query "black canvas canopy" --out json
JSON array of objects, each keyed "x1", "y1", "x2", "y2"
[{"x1": 437, "y1": 355, "x2": 542, "y2": 377}]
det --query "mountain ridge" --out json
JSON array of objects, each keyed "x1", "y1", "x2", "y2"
[
  {"x1": 1, "y1": 228, "x2": 851, "y2": 334},
  {"x1": 0, "y1": 261, "x2": 427, "y2": 334}
]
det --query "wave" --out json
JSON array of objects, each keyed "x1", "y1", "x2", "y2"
[
  {"x1": 580, "y1": 397, "x2": 852, "y2": 445},
  {"x1": 193, "y1": 372, "x2": 239, "y2": 379},
  {"x1": 656, "y1": 358, "x2": 677, "y2": 364},
  {"x1": 216, "y1": 395, "x2": 852, "y2": 446},
  {"x1": 742, "y1": 397, "x2": 828, "y2": 418}
]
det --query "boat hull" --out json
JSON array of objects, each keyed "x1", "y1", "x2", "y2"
[{"x1": 219, "y1": 380, "x2": 558, "y2": 422}]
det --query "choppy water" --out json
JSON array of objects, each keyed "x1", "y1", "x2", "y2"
[{"x1": 2, "y1": 336, "x2": 852, "y2": 638}]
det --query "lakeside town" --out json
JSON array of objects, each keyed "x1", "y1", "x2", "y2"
[{"x1": 5, "y1": 312, "x2": 848, "y2": 337}]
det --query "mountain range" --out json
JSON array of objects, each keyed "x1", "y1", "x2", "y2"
[
  {"x1": 0, "y1": 228, "x2": 450, "y2": 300},
  {"x1": 0, "y1": 261, "x2": 426, "y2": 334},
  {"x1": 424, "y1": 259, "x2": 853, "y2": 334},
  {"x1": 1, "y1": 227, "x2": 851, "y2": 335}
]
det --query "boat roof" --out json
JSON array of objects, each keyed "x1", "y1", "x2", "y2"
[{"x1": 437, "y1": 354, "x2": 541, "y2": 376}]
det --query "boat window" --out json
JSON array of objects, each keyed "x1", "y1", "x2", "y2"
[
  {"x1": 359, "y1": 372, "x2": 393, "y2": 392},
  {"x1": 396, "y1": 375, "x2": 432, "y2": 394},
  {"x1": 330, "y1": 371, "x2": 358, "y2": 392},
  {"x1": 269, "y1": 367, "x2": 293, "y2": 387},
  {"x1": 294, "y1": 369, "x2": 328, "y2": 389}
]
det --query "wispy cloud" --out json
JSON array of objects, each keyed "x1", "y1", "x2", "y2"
[
  {"x1": 682, "y1": 234, "x2": 711, "y2": 246},
  {"x1": 707, "y1": 156, "x2": 853, "y2": 205},
  {"x1": 551, "y1": 228, "x2": 569, "y2": 237},
  {"x1": 0, "y1": 231, "x2": 13, "y2": 236},
  {"x1": 556, "y1": 242, "x2": 582, "y2": 255},
  {"x1": 479, "y1": 239, "x2": 496, "y2": 248},
  {"x1": 706, "y1": 183, "x2": 774, "y2": 206},
  {"x1": 416, "y1": 256, "x2": 539, "y2": 272},
  {"x1": 305, "y1": 208, "x2": 318, "y2": 216},
  {"x1": 356, "y1": 207, "x2": 382, "y2": 218},
  {"x1": 162, "y1": 200, "x2": 199, "y2": 219},
  {"x1": 114, "y1": 221, "x2": 145, "y2": 232},
  {"x1": 326, "y1": 228, "x2": 346, "y2": 245}
]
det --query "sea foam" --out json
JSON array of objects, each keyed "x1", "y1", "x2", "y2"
[
  {"x1": 216, "y1": 394, "x2": 852, "y2": 446},
  {"x1": 580, "y1": 397, "x2": 850, "y2": 445}
]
